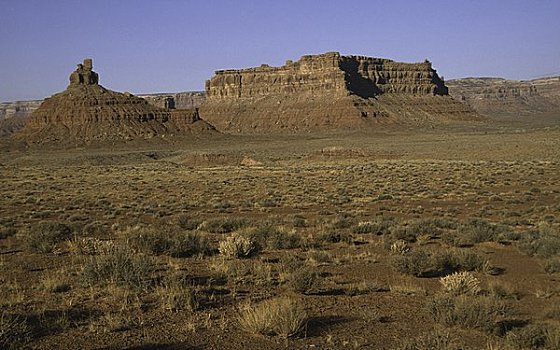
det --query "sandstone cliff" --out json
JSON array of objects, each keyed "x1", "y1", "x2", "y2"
[
  {"x1": 15, "y1": 59, "x2": 215, "y2": 144},
  {"x1": 447, "y1": 77, "x2": 560, "y2": 118},
  {"x1": 200, "y1": 52, "x2": 479, "y2": 133},
  {"x1": 138, "y1": 91, "x2": 205, "y2": 110}
]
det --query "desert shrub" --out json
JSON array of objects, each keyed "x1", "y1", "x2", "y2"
[
  {"x1": 288, "y1": 266, "x2": 321, "y2": 294},
  {"x1": 330, "y1": 214, "x2": 353, "y2": 229},
  {"x1": 315, "y1": 230, "x2": 353, "y2": 244},
  {"x1": 175, "y1": 214, "x2": 201, "y2": 230},
  {"x1": 440, "y1": 272, "x2": 481, "y2": 296},
  {"x1": 168, "y1": 231, "x2": 214, "y2": 257},
  {"x1": 238, "y1": 297, "x2": 307, "y2": 338},
  {"x1": 457, "y1": 218, "x2": 507, "y2": 244},
  {"x1": 426, "y1": 294, "x2": 511, "y2": 333},
  {"x1": 352, "y1": 216, "x2": 396, "y2": 235},
  {"x1": 391, "y1": 248, "x2": 488, "y2": 277},
  {"x1": 292, "y1": 215, "x2": 308, "y2": 228},
  {"x1": 26, "y1": 222, "x2": 72, "y2": 253},
  {"x1": 487, "y1": 281, "x2": 519, "y2": 300},
  {"x1": 505, "y1": 324, "x2": 549, "y2": 349},
  {"x1": 125, "y1": 225, "x2": 214, "y2": 257},
  {"x1": 450, "y1": 248, "x2": 488, "y2": 272},
  {"x1": 518, "y1": 223, "x2": 560, "y2": 258},
  {"x1": 218, "y1": 232, "x2": 256, "y2": 258},
  {"x1": 544, "y1": 257, "x2": 560, "y2": 274},
  {"x1": 0, "y1": 226, "x2": 17, "y2": 240},
  {"x1": 391, "y1": 250, "x2": 433, "y2": 277},
  {"x1": 202, "y1": 217, "x2": 248, "y2": 234},
  {"x1": 82, "y1": 221, "x2": 109, "y2": 236},
  {"x1": 68, "y1": 237, "x2": 116, "y2": 255},
  {"x1": 81, "y1": 244, "x2": 154, "y2": 290},
  {"x1": 392, "y1": 218, "x2": 452, "y2": 243},
  {"x1": 248, "y1": 224, "x2": 301, "y2": 250},
  {"x1": 396, "y1": 329, "x2": 463, "y2": 350},
  {"x1": 0, "y1": 313, "x2": 31, "y2": 350}
]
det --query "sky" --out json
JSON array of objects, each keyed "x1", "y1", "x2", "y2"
[{"x1": 1, "y1": 0, "x2": 559, "y2": 102}]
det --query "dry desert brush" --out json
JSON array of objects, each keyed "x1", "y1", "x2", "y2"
[{"x1": 239, "y1": 296, "x2": 308, "y2": 338}]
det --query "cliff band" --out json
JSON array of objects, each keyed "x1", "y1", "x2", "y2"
[{"x1": 200, "y1": 52, "x2": 481, "y2": 133}]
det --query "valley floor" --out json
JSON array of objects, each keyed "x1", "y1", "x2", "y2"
[{"x1": 1, "y1": 122, "x2": 559, "y2": 349}]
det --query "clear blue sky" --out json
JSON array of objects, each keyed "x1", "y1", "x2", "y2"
[{"x1": 1, "y1": 0, "x2": 559, "y2": 101}]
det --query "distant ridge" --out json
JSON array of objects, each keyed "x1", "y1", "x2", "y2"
[{"x1": 447, "y1": 76, "x2": 560, "y2": 118}]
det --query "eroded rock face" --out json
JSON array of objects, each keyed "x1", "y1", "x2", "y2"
[
  {"x1": 200, "y1": 52, "x2": 477, "y2": 133},
  {"x1": 447, "y1": 77, "x2": 560, "y2": 118},
  {"x1": 15, "y1": 59, "x2": 215, "y2": 144}
]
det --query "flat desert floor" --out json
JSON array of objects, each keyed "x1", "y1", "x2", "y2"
[{"x1": 1, "y1": 120, "x2": 559, "y2": 349}]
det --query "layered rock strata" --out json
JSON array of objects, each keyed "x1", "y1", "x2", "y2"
[
  {"x1": 200, "y1": 52, "x2": 479, "y2": 133},
  {"x1": 15, "y1": 59, "x2": 215, "y2": 143},
  {"x1": 447, "y1": 77, "x2": 560, "y2": 118}
]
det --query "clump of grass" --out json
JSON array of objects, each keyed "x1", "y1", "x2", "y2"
[
  {"x1": 201, "y1": 217, "x2": 248, "y2": 234},
  {"x1": 440, "y1": 272, "x2": 481, "y2": 296},
  {"x1": 218, "y1": 232, "x2": 256, "y2": 258},
  {"x1": 155, "y1": 275, "x2": 198, "y2": 312},
  {"x1": 238, "y1": 297, "x2": 307, "y2": 338},
  {"x1": 81, "y1": 244, "x2": 154, "y2": 290},
  {"x1": 26, "y1": 222, "x2": 72, "y2": 253},
  {"x1": 0, "y1": 313, "x2": 31, "y2": 350},
  {"x1": 426, "y1": 294, "x2": 512, "y2": 333},
  {"x1": 390, "y1": 279, "x2": 426, "y2": 296},
  {"x1": 345, "y1": 280, "x2": 387, "y2": 296},
  {"x1": 41, "y1": 269, "x2": 71, "y2": 293}
]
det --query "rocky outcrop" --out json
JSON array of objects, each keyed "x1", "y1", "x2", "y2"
[
  {"x1": 200, "y1": 52, "x2": 479, "y2": 133},
  {"x1": 138, "y1": 91, "x2": 205, "y2": 110},
  {"x1": 14, "y1": 59, "x2": 215, "y2": 144},
  {"x1": 0, "y1": 100, "x2": 41, "y2": 120},
  {"x1": 447, "y1": 77, "x2": 560, "y2": 118}
]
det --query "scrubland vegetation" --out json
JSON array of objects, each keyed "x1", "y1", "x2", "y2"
[{"x1": 1, "y1": 129, "x2": 560, "y2": 349}]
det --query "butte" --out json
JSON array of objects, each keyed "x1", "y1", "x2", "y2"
[
  {"x1": 199, "y1": 52, "x2": 483, "y2": 133},
  {"x1": 15, "y1": 59, "x2": 215, "y2": 144}
]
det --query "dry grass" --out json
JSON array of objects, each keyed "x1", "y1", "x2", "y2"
[{"x1": 238, "y1": 296, "x2": 307, "y2": 338}]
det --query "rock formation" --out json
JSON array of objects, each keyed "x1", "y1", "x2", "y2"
[
  {"x1": 200, "y1": 52, "x2": 480, "y2": 133},
  {"x1": 447, "y1": 77, "x2": 560, "y2": 118},
  {"x1": 15, "y1": 59, "x2": 215, "y2": 144},
  {"x1": 139, "y1": 92, "x2": 205, "y2": 110}
]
